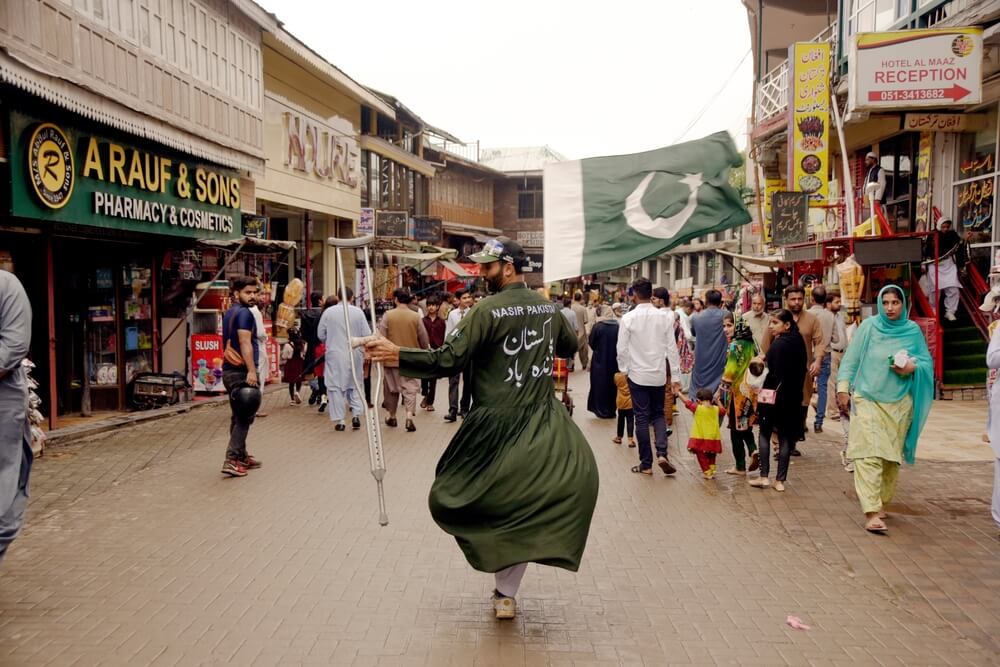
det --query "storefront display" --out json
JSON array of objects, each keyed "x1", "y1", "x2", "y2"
[{"x1": 3, "y1": 98, "x2": 251, "y2": 419}]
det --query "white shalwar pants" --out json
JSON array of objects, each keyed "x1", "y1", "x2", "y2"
[
  {"x1": 923, "y1": 258, "x2": 961, "y2": 317},
  {"x1": 495, "y1": 563, "x2": 528, "y2": 597},
  {"x1": 327, "y1": 386, "x2": 364, "y2": 423}
]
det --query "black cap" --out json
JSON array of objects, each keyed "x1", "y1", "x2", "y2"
[{"x1": 468, "y1": 237, "x2": 527, "y2": 270}]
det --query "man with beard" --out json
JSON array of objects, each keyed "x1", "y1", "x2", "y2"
[
  {"x1": 762, "y1": 284, "x2": 825, "y2": 452},
  {"x1": 220, "y1": 276, "x2": 263, "y2": 477},
  {"x1": 587, "y1": 303, "x2": 619, "y2": 418},
  {"x1": 921, "y1": 217, "x2": 968, "y2": 321},
  {"x1": 364, "y1": 237, "x2": 599, "y2": 620},
  {"x1": 444, "y1": 289, "x2": 474, "y2": 421}
]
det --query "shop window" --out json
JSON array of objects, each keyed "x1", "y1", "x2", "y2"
[
  {"x1": 690, "y1": 254, "x2": 700, "y2": 284},
  {"x1": 954, "y1": 106, "x2": 999, "y2": 243},
  {"x1": 517, "y1": 179, "x2": 543, "y2": 219},
  {"x1": 877, "y1": 133, "x2": 918, "y2": 233},
  {"x1": 847, "y1": 0, "x2": 908, "y2": 36},
  {"x1": 360, "y1": 150, "x2": 369, "y2": 208}
]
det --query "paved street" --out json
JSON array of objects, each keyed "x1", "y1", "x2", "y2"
[{"x1": 2, "y1": 374, "x2": 1000, "y2": 666}]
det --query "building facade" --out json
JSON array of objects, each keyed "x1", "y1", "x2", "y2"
[
  {"x1": 0, "y1": 0, "x2": 271, "y2": 425},
  {"x1": 481, "y1": 146, "x2": 566, "y2": 288}
]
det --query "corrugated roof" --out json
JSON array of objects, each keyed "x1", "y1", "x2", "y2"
[{"x1": 478, "y1": 146, "x2": 568, "y2": 174}]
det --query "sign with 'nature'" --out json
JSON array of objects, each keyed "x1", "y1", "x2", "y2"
[{"x1": 9, "y1": 110, "x2": 242, "y2": 240}]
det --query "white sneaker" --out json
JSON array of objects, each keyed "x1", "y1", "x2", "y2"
[
  {"x1": 492, "y1": 591, "x2": 516, "y2": 620},
  {"x1": 748, "y1": 477, "x2": 771, "y2": 488}
]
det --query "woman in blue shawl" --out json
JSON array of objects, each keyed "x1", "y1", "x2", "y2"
[{"x1": 836, "y1": 285, "x2": 933, "y2": 534}]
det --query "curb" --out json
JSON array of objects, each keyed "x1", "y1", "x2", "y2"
[{"x1": 44, "y1": 385, "x2": 286, "y2": 448}]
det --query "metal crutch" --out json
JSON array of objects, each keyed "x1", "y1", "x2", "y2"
[{"x1": 327, "y1": 234, "x2": 388, "y2": 526}]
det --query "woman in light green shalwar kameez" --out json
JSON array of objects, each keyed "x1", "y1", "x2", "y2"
[{"x1": 837, "y1": 285, "x2": 933, "y2": 534}]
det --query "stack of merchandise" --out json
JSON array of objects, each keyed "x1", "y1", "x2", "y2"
[{"x1": 25, "y1": 359, "x2": 45, "y2": 457}]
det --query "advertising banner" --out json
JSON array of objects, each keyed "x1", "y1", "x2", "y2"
[
  {"x1": 358, "y1": 207, "x2": 374, "y2": 235},
  {"x1": 849, "y1": 28, "x2": 983, "y2": 112},
  {"x1": 787, "y1": 42, "x2": 830, "y2": 205},
  {"x1": 915, "y1": 132, "x2": 933, "y2": 231},
  {"x1": 191, "y1": 334, "x2": 226, "y2": 393},
  {"x1": 9, "y1": 111, "x2": 242, "y2": 240},
  {"x1": 762, "y1": 178, "x2": 785, "y2": 244}
]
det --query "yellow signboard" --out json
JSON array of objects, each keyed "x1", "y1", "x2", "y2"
[
  {"x1": 788, "y1": 41, "x2": 830, "y2": 205},
  {"x1": 762, "y1": 178, "x2": 784, "y2": 244}
]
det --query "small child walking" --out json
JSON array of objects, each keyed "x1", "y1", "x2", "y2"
[
  {"x1": 612, "y1": 372, "x2": 636, "y2": 448},
  {"x1": 281, "y1": 328, "x2": 305, "y2": 405},
  {"x1": 685, "y1": 388, "x2": 727, "y2": 479}
]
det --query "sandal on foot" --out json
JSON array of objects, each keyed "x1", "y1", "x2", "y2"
[
  {"x1": 865, "y1": 518, "x2": 888, "y2": 534},
  {"x1": 725, "y1": 468, "x2": 746, "y2": 476},
  {"x1": 612, "y1": 436, "x2": 622, "y2": 444},
  {"x1": 627, "y1": 439, "x2": 637, "y2": 448},
  {"x1": 630, "y1": 466, "x2": 653, "y2": 475},
  {"x1": 747, "y1": 451, "x2": 760, "y2": 472}
]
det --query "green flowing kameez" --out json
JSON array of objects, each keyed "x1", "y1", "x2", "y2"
[{"x1": 399, "y1": 283, "x2": 600, "y2": 573}]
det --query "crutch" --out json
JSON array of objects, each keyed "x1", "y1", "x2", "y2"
[{"x1": 328, "y1": 235, "x2": 388, "y2": 526}]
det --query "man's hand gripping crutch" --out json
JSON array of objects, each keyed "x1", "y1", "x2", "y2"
[{"x1": 328, "y1": 235, "x2": 389, "y2": 526}]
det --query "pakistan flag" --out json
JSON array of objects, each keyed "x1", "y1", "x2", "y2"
[{"x1": 543, "y1": 132, "x2": 750, "y2": 282}]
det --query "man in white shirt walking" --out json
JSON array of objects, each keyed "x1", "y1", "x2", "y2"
[{"x1": 617, "y1": 277, "x2": 681, "y2": 476}]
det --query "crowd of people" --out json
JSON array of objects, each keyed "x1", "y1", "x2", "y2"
[
  {"x1": 582, "y1": 277, "x2": 934, "y2": 534},
  {"x1": 220, "y1": 280, "x2": 496, "y2": 477}
]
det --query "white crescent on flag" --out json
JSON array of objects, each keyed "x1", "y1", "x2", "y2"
[{"x1": 623, "y1": 172, "x2": 704, "y2": 239}]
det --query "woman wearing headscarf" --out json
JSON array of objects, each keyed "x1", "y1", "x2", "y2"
[
  {"x1": 837, "y1": 285, "x2": 934, "y2": 534},
  {"x1": 749, "y1": 309, "x2": 807, "y2": 492},
  {"x1": 718, "y1": 316, "x2": 760, "y2": 475},
  {"x1": 587, "y1": 304, "x2": 620, "y2": 419},
  {"x1": 921, "y1": 217, "x2": 968, "y2": 321}
]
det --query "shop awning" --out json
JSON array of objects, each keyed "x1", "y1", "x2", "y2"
[
  {"x1": 716, "y1": 249, "x2": 784, "y2": 274},
  {"x1": 359, "y1": 136, "x2": 437, "y2": 177},
  {"x1": 442, "y1": 221, "x2": 503, "y2": 242},
  {"x1": 197, "y1": 237, "x2": 298, "y2": 254},
  {"x1": 439, "y1": 259, "x2": 472, "y2": 278}
]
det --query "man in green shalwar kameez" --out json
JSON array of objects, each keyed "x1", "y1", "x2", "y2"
[{"x1": 365, "y1": 238, "x2": 599, "y2": 619}]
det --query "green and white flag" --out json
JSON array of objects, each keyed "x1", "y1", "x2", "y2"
[{"x1": 543, "y1": 132, "x2": 750, "y2": 282}]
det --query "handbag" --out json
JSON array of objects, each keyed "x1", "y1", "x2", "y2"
[
  {"x1": 224, "y1": 339, "x2": 246, "y2": 367},
  {"x1": 757, "y1": 384, "x2": 779, "y2": 405}
]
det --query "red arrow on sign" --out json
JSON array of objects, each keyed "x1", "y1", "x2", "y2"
[{"x1": 868, "y1": 84, "x2": 971, "y2": 102}]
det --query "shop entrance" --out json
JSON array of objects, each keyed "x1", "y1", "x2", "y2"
[{"x1": 52, "y1": 237, "x2": 156, "y2": 417}]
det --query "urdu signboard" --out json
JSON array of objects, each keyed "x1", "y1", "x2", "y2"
[{"x1": 848, "y1": 28, "x2": 983, "y2": 112}]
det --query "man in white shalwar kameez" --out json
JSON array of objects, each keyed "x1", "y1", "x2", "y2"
[
  {"x1": 921, "y1": 218, "x2": 966, "y2": 322},
  {"x1": 317, "y1": 288, "x2": 371, "y2": 431}
]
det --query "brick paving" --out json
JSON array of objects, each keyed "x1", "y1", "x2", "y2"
[{"x1": 0, "y1": 375, "x2": 998, "y2": 665}]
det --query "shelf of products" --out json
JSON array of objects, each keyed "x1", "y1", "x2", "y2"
[{"x1": 123, "y1": 263, "x2": 154, "y2": 382}]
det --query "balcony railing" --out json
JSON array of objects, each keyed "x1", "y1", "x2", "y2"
[
  {"x1": 755, "y1": 21, "x2": 838, "y2": 124},
  {"x1": 424, "y1": 137, "x2": 480, "y2": 163}
]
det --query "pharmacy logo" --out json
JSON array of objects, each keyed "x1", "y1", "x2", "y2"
[{"x1": 28, "y1": 123, "x2": 74, "y2": 209}]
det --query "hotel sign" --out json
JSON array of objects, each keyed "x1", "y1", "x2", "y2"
[{"x1": 849, "y1": 28, "x2": 983, "y2": 112}]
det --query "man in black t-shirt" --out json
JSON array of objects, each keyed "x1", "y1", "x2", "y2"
[{"x1": 221, "y1": 276, "x2": 262, "y2": 477}]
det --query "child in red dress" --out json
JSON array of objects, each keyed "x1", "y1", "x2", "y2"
[{"x1": 686, "y1": 388, "x2": 727, "y2": 479}]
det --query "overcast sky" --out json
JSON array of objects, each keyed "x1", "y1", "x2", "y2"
[{"x1": 255, "y1": 0, "x2": 753, "y2": 160}]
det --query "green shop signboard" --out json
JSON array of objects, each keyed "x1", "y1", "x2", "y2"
[{"x1": 9, "y1": 110, "x2": 242, "y2": 240}]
